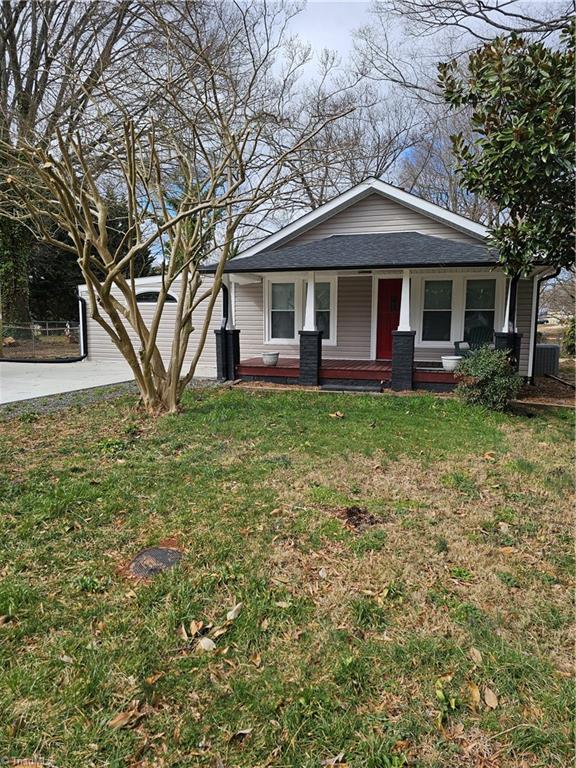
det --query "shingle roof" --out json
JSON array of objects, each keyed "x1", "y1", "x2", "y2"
[{"x1": 203, "y1": 232, "x2": 497, "y2": 273}]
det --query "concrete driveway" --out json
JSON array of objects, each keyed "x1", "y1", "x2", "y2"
[{"x1": 0, "y1": 359, "x2": 134, "y2": 404}]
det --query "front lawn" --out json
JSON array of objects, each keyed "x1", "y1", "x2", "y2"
[{"x1": 0, "y1": 389, "x2": 573, "y2": 767}]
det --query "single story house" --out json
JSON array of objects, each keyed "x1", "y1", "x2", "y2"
[{"x1": 80, "y1": 178, "x2": 550, "y2": 390}]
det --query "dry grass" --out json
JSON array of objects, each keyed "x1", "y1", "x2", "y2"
[{"x1": 0, "y1": 388, "x2": 573, "y2": 768}]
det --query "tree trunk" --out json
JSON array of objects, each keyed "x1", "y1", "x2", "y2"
[
  {"x1": 138, "y1": 383, "x2": 180, "y2": 416},
  {"x1": 0, "y1": 218, "x2": 32, "y2": 325}
]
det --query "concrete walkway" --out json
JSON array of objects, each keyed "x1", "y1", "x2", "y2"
[{"x1": 0, "y1": 359, "x2": 134, "y2": 404}]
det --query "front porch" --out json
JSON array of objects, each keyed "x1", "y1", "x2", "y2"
[
  {"x1": 213, "y1": 258, "x2": 526, "y2": 392},
  {"x1": 236, "y1": 356, "x2": 456, "y2": 391}
]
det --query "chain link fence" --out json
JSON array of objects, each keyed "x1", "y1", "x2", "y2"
[{"x1": 1, "y1": 320, "x2": 81, "y2": 360}]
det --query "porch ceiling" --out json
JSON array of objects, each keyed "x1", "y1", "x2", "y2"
[{"x1": 202, "y1": 231, "x2": 498, "y2": 274}]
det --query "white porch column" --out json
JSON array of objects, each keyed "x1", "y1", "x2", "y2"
[
  {"x1": 502, "y1": 278, "x2": 511, "y2": 332},
  {"x1": 221, "y1": 275, "x2": 234, "y2": 329},
  {"x1": 502, "y1": 277, "x2": 518, "y2": 333},
  {"x1": 303, "y1": 271, "x2": 316, "y2": 331},
  {"x1": 397, "y1": 269, "x2": 411, "y2": 331}
]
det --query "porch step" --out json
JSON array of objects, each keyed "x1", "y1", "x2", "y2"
[{"x1": 321, "y1": 382, "x2": 383, "y2": 393}]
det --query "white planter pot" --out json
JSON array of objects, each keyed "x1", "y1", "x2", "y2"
[
  {"x1": 441, "y1": 355, "x2": 462, "y2": 372},
  {"x1": 262, "y1": 352, "x2": 279, "y2": 367}
]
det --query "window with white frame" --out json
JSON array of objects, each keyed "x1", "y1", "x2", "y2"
[
  {"x1": 464, "y1": 279, "x2": 496, "y2": 339},
  {"x1": 304, "y1": 281, "x2": 332, "y2": 341},
  {"x1": 270, "y1": 282, "x2": 296, "y2": 340},
  {"x1": 422, "y1": 280, "x2": 453, "y2": 341},
  {"x1": 266, "y1": 277, "x2": 336, "y2": 344}
]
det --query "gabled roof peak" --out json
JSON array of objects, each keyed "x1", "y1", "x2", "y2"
[{"x1": 236, "y1": 177, "x2": 487, "y2": 262}]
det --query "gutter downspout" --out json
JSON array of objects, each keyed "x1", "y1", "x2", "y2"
[
  {"x1": 530, "y1": 268, "x2": 561, "y2": 385},
  {"x1": 78, "y1": 295, "x2": 88, "y2": 360}
]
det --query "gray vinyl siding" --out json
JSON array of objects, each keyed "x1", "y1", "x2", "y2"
[
  {"x1": 516, "y1": 278, "x2": 535, "y2": 377},
  {"x1": 235, "y1": 276, "x2": 373, "y2": 360},
  {"x1": 81, "y1": 276, "x2": 221, "y2": 377},
  {"x1": 414, "y1": 347, "x2": 448, "y2": 363},
  {"x1": 335, "y1": 277, "x2": 372, "y2": 359},
  {"x1": 287, "y1": 194, "x2": 480, "y2": 247}
]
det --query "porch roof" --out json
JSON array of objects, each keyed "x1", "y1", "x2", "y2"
[{"x1": 203, "y1": 231, "x2": 498, "y2": 274}]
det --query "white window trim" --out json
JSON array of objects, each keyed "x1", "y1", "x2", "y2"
[
  {"x1": 463, "y1": 276, "x2": 498, "y2": 336},
  {"x1": 413, "y1": 272, "x2": 506, "y2": 348},
  {"x1": 263, "y1": 274, "x2": 338, "y2": 346},
  {"x1": 265, "y1": 275, "x2": 301, "y2": 345},
  {"x1": 420, "y1": 279, "x2": 454, "y2": 345},
  {"x1": 305, "y1": 276, "x2": 338, "y2": 346}
]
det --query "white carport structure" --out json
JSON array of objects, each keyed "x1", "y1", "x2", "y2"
[{"x1": 77, "y1": 275, "x2": 222, "y2": 379}]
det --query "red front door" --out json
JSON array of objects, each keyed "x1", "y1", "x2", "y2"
[{"x1": 376, "y1": 279, "x2": 402, "y2": 359}]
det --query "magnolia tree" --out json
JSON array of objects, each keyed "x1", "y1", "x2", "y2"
[
  {"x1": 0, "y1": 1, "x2": 351, "y2": 414},
  {"x1": 439, "y1": 22, "x2": 575, "y2": 276}
]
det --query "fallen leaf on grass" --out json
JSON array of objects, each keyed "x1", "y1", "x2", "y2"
[
  {"x1": 250, "y1": 652, "x2": 262, "y2": 667},
  {"x1": 260, "y1": 617, "x2": 270, "y2": 630},
  {"x1": 108, "y1": 702, "x2": 148, "y2": 730},
  {"x1": 229, "y1": 727, "x2": 253, "y2": 742},
  {"x1": 274, "y1": 601, "x2": 291, "y2": 609},
  {"x1": 189, "y1": 620, "x2": 204, "y2": 637},
  {"x1": 196, "y1": 636, "x2": 216, "y2": 653},
  {"x1": 484, "y1": 687, "x2": 499, "y2": 709},
  {"x1": 467, "y1": 681, "x2": 481, "y2": 709},
  {"x1": 321, "y1": 753, "x2": 346, "y2": 766},
  {"x1": 483, "y1": 451, "x2": 496, "y2": 461},
  {"x1": 226, "y1": 602, "x2": 243, "y2": 621},
  {"x1": 59, "y1": 654, "x2": 73, "y2": 664},
  {"x1": 91, "y1": 619, "x2": 106, "y2": 635},
  {"x1": 469, "y1": 647, "x2": 483, "y2": 665},
  {"x1": 392, "y1": 739, "x2": 410, "y2": 752},
  {"x1": 145, "y1": 672, "x2": 164, "y2": 685},
  {"x1": 329, "y1": 411, "x2": 345, "y2": 419}
]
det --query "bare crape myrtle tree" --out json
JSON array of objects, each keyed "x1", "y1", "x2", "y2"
[{"x1": 0, "y1": 1, "x2": 353, "y2": 414}]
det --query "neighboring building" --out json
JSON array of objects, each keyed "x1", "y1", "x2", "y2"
[{"x1": 79, "y1": 178, "x2": 551, "y2": 389}]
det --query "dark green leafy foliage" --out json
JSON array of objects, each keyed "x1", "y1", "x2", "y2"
[
  {"x1": 0, "y1": 217, "x2": 32, "y2": 323},
  {"x1": 439, "y1": 22, "x2": 575, "y2": 275},
  {"x1": 29, "y1": 191, "x2": 155, "y2": 320},
  {"x1": 455, "y1": 347, "x2": 523, "y2": 411},
  {"x1": 562, "y1": 317, "x2": 575, "y2": 356}
]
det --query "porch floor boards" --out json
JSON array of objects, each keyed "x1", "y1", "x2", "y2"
[
  {"x1": 237, "y1": 357, "x2": 391, "y2": 381},
  {"x1": 236, "y1": 357, "x2": 455, "y2": 385}
]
